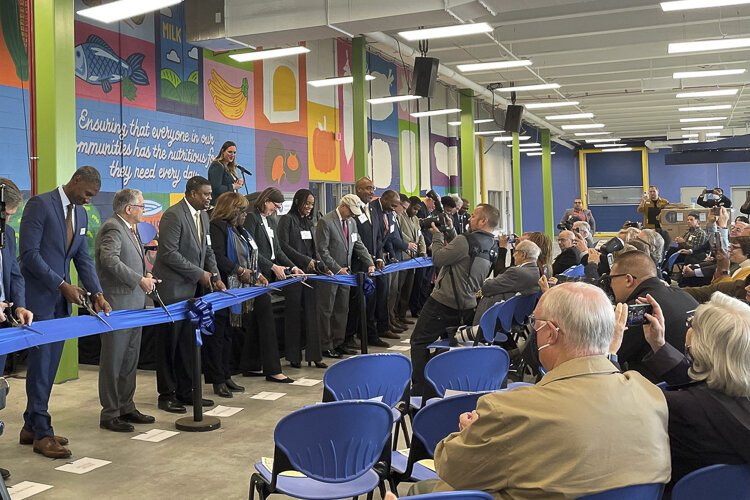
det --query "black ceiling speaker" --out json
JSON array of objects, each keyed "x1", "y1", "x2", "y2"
[
  {"x1": 504, "y1": 105, "x2": 524, "y2": 133},
  {"x1": 412, "y1": 57, "x2": 439, "y2": 98},
  {"x1": 492, "y1": 106, "x2": 506, "y2": 127}
]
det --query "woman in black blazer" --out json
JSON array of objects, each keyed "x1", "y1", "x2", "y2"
[
  {"x1": 208, "y1": 141, "x2": 244, "y2": 204},
  {"x1": 277, "y1": 189, "x2": 328, "y2": 368}
]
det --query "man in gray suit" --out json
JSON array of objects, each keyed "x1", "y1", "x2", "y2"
[
  {"x1": 95, "y1": 188, "x2": 158, "y2": 432},
  {"x1": 315, "y1": 194, "x2": 375, "y2": 358},
  {"x1": 153, "y1": 176, "x2": 226, "y2": 413},
  {"x1": 473, "y1": 239, "x2": 542, "y2": 323}
]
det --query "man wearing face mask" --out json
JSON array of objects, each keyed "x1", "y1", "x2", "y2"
[{"x1": 411, "y1": 282, "x2": 671, "y2": 498}]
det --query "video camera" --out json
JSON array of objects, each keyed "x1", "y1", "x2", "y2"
[
  {"x1": 557, "y1": 215, "x2": 576, "y2": 231},
  {"x1": 419, "y1": 212, "x2": 452, "y2": 233}
]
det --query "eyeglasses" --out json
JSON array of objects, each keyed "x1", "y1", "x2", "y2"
[
  {"x1": 128, "y1": 204, "x2": 145, "y2": 209},
  {"x1": 685, "y1": 309, "x2": 696, "y2": 329},
  {"x1": 529, "y1": 314, "x2": 559, "y2": 333},
  {"x1": 608, "y1": 273, "x2": 637, "y2": 281}
]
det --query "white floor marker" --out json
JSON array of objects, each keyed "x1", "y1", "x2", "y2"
[
  {"x1": 131, "y1": 429, "x2": 180, "y2": 442},
  {"x1": 54, "y1": 457, "x2": 111, "y2": 474},
  {"x1": 289, "y1": 378, "x2": 322, "y2": 387},
  {"x1": 204, "y1": 405, "x2": 244, "y2": 417},
  {"x1": 8, "y1": 481, "x2": 53, "y2": 500},
  {"x1": 250, "y1": 392, "x2": 286, "y2": 401}
]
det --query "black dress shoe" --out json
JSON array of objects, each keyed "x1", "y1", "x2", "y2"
[
  {"x1": 308, "y1": 361, "x2": 328, "y2": 369},
  {"x1": 100, "y1": 417, "x2": 135, "y2": 433},
  {"x1": 289, "y1": 362, "x2": 302, "y2": 368},
  {"x1": 368, "y1": 339, "x2": 391, "y2": 348},
  {"x1": 335, "y1": 345, "x2": 357, "y2": 355},
  {"x1": 225, "y1": 378, "x2": 245, "y2": 392},
  {"x1": 158, "y1": 399, "x2": 187, "y2": 414},
  {"x1": 213, "y1": 383, "x2": 233, "y2": 398},
  {"x1": 120, "y1": 410, "x2": 155, "y2": 424},
  {"x1": 176, "y1": 397, "x2": 215, "y2": 407},
  {"x1": 266, "y1": 375, "x2": 294, "y2": 383},
  {"x1": 1, "y1": 467, "x2": 10, "y2": 481},
  {"x1": 322, "y1": 349, "x2": 342, "y2": 359},
  {"x1": 242, "y1": 371, "x2": 265, "y2": 377}
]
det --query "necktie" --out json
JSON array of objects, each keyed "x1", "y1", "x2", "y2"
[
  {"x1": 195, "y1": 211, "x2": 202, "y2": 243},
  {"x1": 131, "y1": 225, "x2": 146, "y2": 270},
  {"x1": 342, "y1": 219, "x2": 349, "y2": 249},
  {"x1": 66, "y1": 204, "x2": 74, "y2": 250},
  {"x1": 383, "y1": 213, "x2": 390, "y2": 236}
]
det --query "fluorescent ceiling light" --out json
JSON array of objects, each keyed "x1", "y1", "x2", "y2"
[
  {"x1": 603, "y1": 148, "x2": 633, "y2": 152},
  {"x1": 661, "y1": 0, "x2": 750, "y2": 11},
  {"x1": 368, "y1": 95, "x2": 421, "y2": 105},
  {"x1": 669, "y1": 38, "x2": 750, "y2": 54},
  {"x1": 526, "y1": 152, "x2": 555, "y2": 156},
  {"x1": 676, "y1": 88, "x2": 738, "y2": 98},
  {"x1": 230, "y1": 46, "x2": 310, "y2": 62},
  {"x1": 545, "y1": 112, "x2": 594, "y2": 120},
  {"x1": 574, "y1": 132, "x2": 610, "y2": 136},
  {"x1": 679, "y1": 116, "x2": 727, "y2": 122},
  {"x1": 524, "y1": 101, "x2": 580, "y2": 109},
  {"x1": 457, "y1": 60, "x2": 532, "y2": 72},
  {"x1": 308, "y1": 75, "x2": 375, "y2": 87},
  {"x1": 519, "y1": 148, "x2": 543, "y2": 152},
  {"x1": 673, "y1": 69, "x2": 746, "y2": 79},
  {"x1": 585, "y1": 138, "x2": 620, "y2": 143},
  {"x1": 681, "y1": 125, "x2": 724, "y2": 130},
  {"x1": 495, "y1": 83, "x2": 560, "y2": 92},
  {"x1": 410, "y1": 108, "x2": 461, "y2": 118},
  {"x1": 77, "y1": 0, "x2": 182, "y2": 23},
  {"x1": 399, "y1": 23, "x2": 492, "y2": 41},
  {"x1": 682, "y1": 134, "x2": 699, "y2": 138},
  {"x1": 493, "y1": 136, "x2": 530, "y2": 142},
  {"x1": 707, "y1": 132, "x2": 722, "y2": 136},
  {"x1": 561, "y1": 123, "x2": 605, "y2": 130},
  {"x1": 595, "y1": 143, "x2": 627, "y2": 148},
  {"x1": 448, "y1": 118, "x2": 494, "y2": 126},
  {"x1": 678, "y1": 104, "x2": 732, "y2": 112},
  {"x1": 506, "y1": 143, "x2": 541, "y2": 147},
  {"x1": 474, "y1": 131, "x2": 505, "y2": 136},
  {"x1": 683, "y1": 140, "x2": 699, "y2": 144}
]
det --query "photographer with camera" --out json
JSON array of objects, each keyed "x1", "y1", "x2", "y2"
[
  {"x1": 559, "y1": 198, "x2": 596, "y2": 233},
  {"x1": 409, "y1": 204, "x2": 500, "y2": 396},
  {"x1": 697, "y1": 187, "x2": 732, "y2": 209},
  {"x1": 637, "y1": 185, "x2": 669, "y2": 229}
]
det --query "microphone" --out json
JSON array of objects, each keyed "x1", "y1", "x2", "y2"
[{"x1": 236, "y1": 165, "x2": 252, "y2": 176}]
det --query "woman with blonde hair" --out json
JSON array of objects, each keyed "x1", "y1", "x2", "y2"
[{"x1": 208, "y1": 141, "x2": 244, "y2": 203}]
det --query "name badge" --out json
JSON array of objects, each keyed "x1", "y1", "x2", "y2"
[
  {"x1": 249, "y1": 239, "x2": 259, "y2": 250},
  {"x1": 79, "y1": 227, "x2": 86, "y2": 235},
  {"x1": 358, "y1": 214, "x2": 368, "y2": 224},
  {"x1": 267, "y1": 228, "x2": 274, "y2": 238},
  {"x1": 300, "y1": 230, "x2": 312, "y2": 240},
  {"x1": 351, "y1": 233, "x2": 358, "y2": 243},
  {"x1": 206, "y1": 234, "x2": 212, "y2": 246},
  {"x1": 389, "y1": 224, "x2": 395, "y2": 233}
]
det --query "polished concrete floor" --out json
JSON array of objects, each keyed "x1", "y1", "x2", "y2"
[{"x1": 1, "y1": 327, "x2": 414, "y2": 500}]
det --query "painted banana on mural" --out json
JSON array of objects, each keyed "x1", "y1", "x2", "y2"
[{"x1": 207, "y1": 70, "x2": 248, "y2": 120}]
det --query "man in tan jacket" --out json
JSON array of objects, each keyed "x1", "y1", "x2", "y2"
[{"x1": 417, "y1": 282, "x2": 671, "y2": 499}]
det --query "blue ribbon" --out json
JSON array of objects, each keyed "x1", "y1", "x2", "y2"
[
  {"x1": 0, "y1": 258, "x2": 432, "y2": 356},
  {"x1": 187, "y1": 298, "x2": 214, "y2": 347}
]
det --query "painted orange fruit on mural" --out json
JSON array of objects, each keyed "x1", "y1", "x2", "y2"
[
  {"x1": 271, "y1": 155, "x2": 285, "y2": 182},
  {"x1": 287, "y1": 152, "x2": 299, "y2": 171},
  {"x1": 312, "y1": 117, "x2": 336, "y2": 173}
]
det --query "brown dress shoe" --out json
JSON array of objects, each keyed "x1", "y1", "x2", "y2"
[
  {"x1": 389, "y1": 324, "x2": 407, "y2": 333},
  {"x1": 33, "y1": 436, "x2": 72, "y2": 459},
  {"x1": 20, "y1": 428, "x2": 69, "y2": 446},
  {"x1": 380, "y1": 330, "x2": 401, "y2": 339},
  {"x1": 398, "y1": 317, "x2": 415, "y2": 325}
]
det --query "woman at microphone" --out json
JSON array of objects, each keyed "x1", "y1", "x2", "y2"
[{"x1": 208, "y1": 141, "x2": 244, "y2": 202}]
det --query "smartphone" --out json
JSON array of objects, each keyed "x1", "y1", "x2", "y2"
[
  {"x1": 709, "y1": 231, "x2": 726, "y2": 254},
  {"x1": 626, "y1": 303, "x2": 653, "y2": 326}
]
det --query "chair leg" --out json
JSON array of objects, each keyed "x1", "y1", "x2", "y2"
[
  {"x1": 393, "y1": 421, "x2": 401, "y2": 451},
  {"x1": 248, "y1": 475, "x2": 256, "y2": 500},
  {"x1": 400, "y1": 418, "x2": 411, "y2": 447},
  {"x1": 378, "y1": 480, "x2": 386, "y2": 498}
]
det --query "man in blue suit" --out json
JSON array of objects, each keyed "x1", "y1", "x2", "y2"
[
  {"x1": 19, "y1": 166, "x2": 111, "y2": 459},
  {"x1": 0, "y1": 178, "x2": 33, "y2": 481}
]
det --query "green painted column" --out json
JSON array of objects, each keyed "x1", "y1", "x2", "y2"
[
  {"x1": 512, "y1": 132, "x2": 522, "y2": 233},
  {"x1": 352, "y1": 36, "x2": 368, "y2": 181},
  {"x1": 35, "y1": 0, "x2": 79, "y2": 382},
  {"x1": 459, "y1": 90, "x2": 476, "y2": 206},
  {"x1": 541, "y1": 129, "x2": 554, "y2": 238}
]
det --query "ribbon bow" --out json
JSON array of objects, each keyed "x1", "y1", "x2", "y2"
[
  {"x1": 363, "y1": 276, "x2": 376, "y2": 298},
  {"x1": 187, "y1": 298, "x2": 215, "y2": 346}
]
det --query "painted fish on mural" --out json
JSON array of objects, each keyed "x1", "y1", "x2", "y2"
[{"x1": 74, "y1": 34, "x2": 149, "y2": 93}]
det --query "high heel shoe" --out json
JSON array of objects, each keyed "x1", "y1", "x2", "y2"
[
  {"x1": 308, "y1": 361, "x2": 328, "y2": 369},
  {"x1": 289, "y1": 362, "x2": 302, "y2": 369}
]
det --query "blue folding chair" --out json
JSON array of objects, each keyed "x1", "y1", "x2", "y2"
[
  {"x1": 249, "y1": 400, "x2": 393, "y2": 500},
  {"x1": 663, "y1": 251, "x2": 682, "y2": 279},
  {"x1": 136, "y1": 221, "x2": 157, "y2": 244},
  {"x1": 578, "y1": 483, "x2": 664, "y2": 499},
  {"x1": 392, "y1": 392, "x2": 488, "y2": 488},
  {"x1": 425, "y1": 346, "x2": 510, "y2": 398},
  {"x1": 672, "y1": 464, "x2": 750, "y2": 500},
  {"x1": 561, "y1": 264, "x2": 586, "y2": 278},
  {"x1": 322, "y1": 353, "x2": 412, "y2": 449},
  {"x1": 408, "y1": 492, "x2": 493, "y2": 500},
  {"x1": 426, "y1": 298, "x2": 514, "y2": 351}
]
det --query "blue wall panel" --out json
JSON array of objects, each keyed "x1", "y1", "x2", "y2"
[{"x1": 587, "y1": 151, "x2": 642, "y2": 187}]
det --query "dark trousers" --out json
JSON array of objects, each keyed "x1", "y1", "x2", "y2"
[
  {"x1": 240, "y1": 293, "x2": 282, "y2": 376},
  {"x1": 284, "y1": 282, "x2": 322, "y2": 363},
  {"x1": 410, "y1": 267, "x2": 432, "y2": 316},
  {"x1": 375, "y1": 274, "x2": 390, "y2": 333},
  {"x1": 156, "y1": 319, "x2": 195, "y2": 401},
  {"x1": 409, "y1": 297, "x2": 470, "y2": 396},
  {"x1": 396, "y1": 269, "x2": 416, "y2": 319},
  {"x1": 346, "y1": 282, "x2": 378, "y2": 343},
  {"x1": 23, "y1": 300, "x2": 68, "y2": 439},
  {"x1": 202, "y1": 312, "x2": 232, "y2": 384}
]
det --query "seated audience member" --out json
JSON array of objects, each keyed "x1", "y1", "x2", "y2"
[
  {"x1": 673, "y1": 213, "x2": 708, "y2": 265},
  {"x1": 624, "y1": 293, "x2": 750, "y2": 486},
  {"x1": 573, "y1": 220, "x2": 595, "y2": 248},
  {"x1": 609, "y1": 251, "x2": 697, "y2": 380},
  {"x1": 736, "y1": 215, "x2": 749, "y2": 225},
  {"x1": 473, "y1": 240, "x2": 541, "y2": 324},
  {"x1": 696, "y1": 187, "x2": 732, "y2": 209},
  {"x1": 552, "y1": 230, "x2": 581, "y2": 275},
  {"x1": 412, "y1": 282, "x2": 671, "y2": 498},
  {"x1": 493, "y1": 232, "x2": 552, "y2": 278},
  {"x1": 685, "y1": 269, "x2": 749, "y2": 303},
  {"x1": 637, "y1": 228, "x2": 665, "y2": 267},
  {"x1": 717, "y1": 236, "x2": 750, "y2": 282}
]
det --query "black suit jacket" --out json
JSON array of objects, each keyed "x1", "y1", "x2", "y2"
[
  {"x1": 277, "y1": 212, "x2": 321, "y2": 271},
  {"x1": 384, "y1": 216, "x2": 408, "y2": 262},
  {"x1": 351, "y1": 201, "x2": 387, "y2": 270},
  {"x1": 552, "y1": 247, "x2": 582, "y2": 276},
  {"x1": 244, "y1": 212, "x2": 294, "y2": 268}
]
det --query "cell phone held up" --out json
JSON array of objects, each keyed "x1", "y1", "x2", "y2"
[{"x1": 626, "y1": 303, "x2": 652, "y2": 326}]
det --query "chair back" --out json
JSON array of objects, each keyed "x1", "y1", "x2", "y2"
[
  {"x1": 512, "y1": 292, "x2": 540, "y2": 325},
  {"x1": 137, "y1": 221, "x2": 157, "y2": 244},
  {"x1": 561, "y1": 264, "x2": 585, "y2": 278},
  {"x1": 323, "y1": 353, "x2": 411, "y2": 407},
  {"x1": 578, "y1": 483, "x2": 664, "y2": 499},
  {"x1": 273, "y1": 400, "x2": 393, "y2": 483},
  {"x1": 424, "y1": 346, "x2": 509, "y2": 397},
  {"x1": 412, "y1": 392, "x2": 487, "y2": 456},
  {"x1": 477, "y1": 299, "x2": 513, "y2": 343},
  {"x1": 408, "y1": 491, "x2": 494, "y2": 500},
  {"x1": 672, "y1": 464, "x2": 750, "y2": 500},
  {"x1": 663, "y1": 251, "x2": 681, "y2": 275}
]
